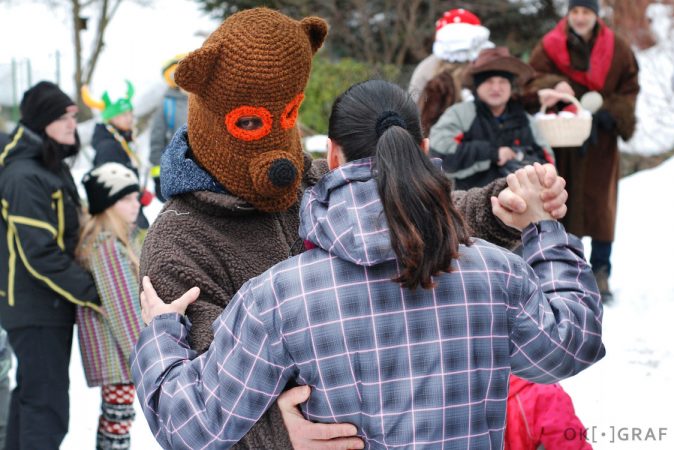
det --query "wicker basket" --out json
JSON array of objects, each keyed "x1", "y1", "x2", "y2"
[{"x1": 535, "y1": 93, "x2": 592, "y2": 148}]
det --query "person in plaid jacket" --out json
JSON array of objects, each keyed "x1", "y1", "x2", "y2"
[
  {"x1": 132, "y1": 80, "x2": 604, "y2": 449},
  {"x1": 76, "y1": 162, "x2": 145, "y2": 450}
]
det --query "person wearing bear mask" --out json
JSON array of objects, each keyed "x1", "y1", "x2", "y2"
[{"x1": 139, "y1": 8, "x2": 569, "y2": 449}]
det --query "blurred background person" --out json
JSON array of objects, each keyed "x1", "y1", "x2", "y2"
[
  {"x1": 528, "y1": 0, "x2": 639, "y2": 302},
  {"x1": 429, "y1": 48, "x2": 554, "y2": 190},
  {"x1": 76, "y1": 162, "x2": 144, "y2": 450},
  {"x1": 409, "y1": 8, "x2": 493, "y2": 104},
  {"x1": 82, "y1": 81, "x2": 152, "y2": 230},
  {"x1": 149, "y1": 54, "x2": 188, "y2": 202}
]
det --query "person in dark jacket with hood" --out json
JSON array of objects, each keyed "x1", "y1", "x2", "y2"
[
  {"x1": 0, "y1": 81, "x2": 100, "y2": 450},
  {"x1": 430, "y1": 47, "x2": 554, "y2": 190},
  {"x1": 149, "y1": 54, "x2": 188, "y2": 202},
  {"x1": 132, "y1": 79, "x2": 604, "y2": 450},
  {"x1": 82, "y1": 81, "x2": 152, "y2": 229}
]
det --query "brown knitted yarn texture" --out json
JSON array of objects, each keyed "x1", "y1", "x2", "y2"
[{"x1": 174, "y1": 8, "x2": 328, "y2": 212}]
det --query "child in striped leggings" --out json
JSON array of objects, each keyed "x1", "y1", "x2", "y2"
[{"x1": 76, "y1": 162, "x2": 144, "y2": 450}]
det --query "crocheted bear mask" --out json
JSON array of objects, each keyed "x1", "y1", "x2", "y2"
[{"x1": 174, "y1": 8, "x2": 328, "y2": 212}]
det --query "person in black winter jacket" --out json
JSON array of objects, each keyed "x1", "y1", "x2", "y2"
[
  {"x1": 0, "y1": 81, "x2": 101, "y2": 450},
  {"x1": 82, "y1": 81, "x2": 151, "y2": 228}
]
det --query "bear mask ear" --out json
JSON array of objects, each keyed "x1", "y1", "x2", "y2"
[
  {"x1": 174, "y1": 44, "x2": 221, "y2": 96},
  {"x1": 300, "y1": 17, "x2": 328, "y2": 55}
]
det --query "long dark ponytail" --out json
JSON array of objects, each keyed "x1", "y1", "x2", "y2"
[{"x1": 329, "y1": 80, "x2": 471, "y2": 289}]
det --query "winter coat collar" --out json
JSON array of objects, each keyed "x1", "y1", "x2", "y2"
[
  {"x1": 161, "y1": 124, "x2": 317, "y2": 214},
  {"x1": 542, "y1": 17, "x2": 615, "y2": 91},
  {"x1": 474, "y1": 98, "x2": 528, "y2": 125},
  {"x1": 160, "y1": 124, "x2": 229, "y2": 199},
  {"x1": 92, "y1": 122, "x2": 133, "y2": 145}
]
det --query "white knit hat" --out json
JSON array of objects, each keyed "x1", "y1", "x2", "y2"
[{"x1": 432, "y1": 9, "x2": 494, "y2": 63}]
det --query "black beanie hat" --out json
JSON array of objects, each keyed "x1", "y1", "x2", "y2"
[
  {"x1": 20, "y1": 81, "x2": 75, "y2": 133},
  {"x1": 473, "y1": 70, "x2": 516, "y2": 89},
  {"x1": 568, "y1": 0, "x2": 599, "y2": 15},
  {"x1": 82, "y1": 162, "x2": 140, "y2": 215}
]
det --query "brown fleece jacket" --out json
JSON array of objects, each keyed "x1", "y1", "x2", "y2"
[{"x1": 140, "y1": 158, "x2": 517, "y2": 449}]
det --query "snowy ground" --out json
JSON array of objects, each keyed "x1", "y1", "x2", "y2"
[{"x1": 559, "y1": 156, "x2": 674, "y2": 449}]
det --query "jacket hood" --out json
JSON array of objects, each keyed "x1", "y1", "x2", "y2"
[
  {"x1": 508, "y1": 374, "x2": 533, "y2": 398},
  {"x1": 299, "y1": 157, "x2": 396, "y2": 267},
  {"x1": 0, "y1": 126, "x2": 44, "y2": 170},
  {"x1": 159, "y1": 124, "x2": 228, "y2": 199}
]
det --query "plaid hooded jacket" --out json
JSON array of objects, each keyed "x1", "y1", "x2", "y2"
[{"x1": 132, "y1": 158, "x2": 605, "y2": 450}]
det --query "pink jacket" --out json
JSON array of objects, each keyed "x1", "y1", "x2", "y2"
[{"x1": 505, "y1": 375, "x2": 593, "y2": 450}]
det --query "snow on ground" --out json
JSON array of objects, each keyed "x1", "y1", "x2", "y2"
[{"x1": 560, "y1": 156, "x2": 674, "y2": 449}]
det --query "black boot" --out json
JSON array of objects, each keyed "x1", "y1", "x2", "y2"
[{"x1": 593, "y1": 266, "x2": 613, "y2": 304}]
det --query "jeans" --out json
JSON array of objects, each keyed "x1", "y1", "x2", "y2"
[{"x1": 590, "y1": 239, "x2": 613, "y2": 275}]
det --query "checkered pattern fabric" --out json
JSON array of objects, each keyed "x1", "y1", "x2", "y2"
[
  {"x1": 77, "y1": 233, "x2": 144, "y2": 387},
  {"x1": 131, "y1": 159, "x2": 604, "y2": 450}
]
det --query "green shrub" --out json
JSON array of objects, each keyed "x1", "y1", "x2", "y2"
[{"x1": 300, "y1": 55, "x2": 400, "y2": 135}]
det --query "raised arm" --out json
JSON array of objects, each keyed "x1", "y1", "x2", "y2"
[
  {"x1": 496, "y1": 165, "x2": 605, "y2": 382},
  {"x1": 452, "y1": 163, "x2": 567, "y2": 249}
]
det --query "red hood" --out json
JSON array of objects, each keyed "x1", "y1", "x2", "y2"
[{"x1": 508, "y1": 374, "x2": 533, "y2": 398}]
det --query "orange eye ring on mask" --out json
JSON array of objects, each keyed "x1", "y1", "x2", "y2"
[
  {"x1": 225, "y1": 106, "x2": 273, "y2": 141},
  {"x1": 281, "y1": 93, "x2": 305, "y2": 130}
]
